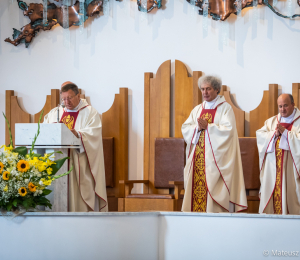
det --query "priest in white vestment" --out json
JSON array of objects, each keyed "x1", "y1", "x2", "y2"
[
  {"x1": 181, "y1": 76, "x2": 247, "y2": 213},
  {"x1": 44, "y1": 82, "x2": 107, "y2": 212},
  {"x1": 257, "y1": 94, "x2": 300, "y2": 215}
]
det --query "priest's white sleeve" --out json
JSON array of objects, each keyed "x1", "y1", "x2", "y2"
[{"x1": 279, "y1": 130, "x2": 290, "y2": 151}]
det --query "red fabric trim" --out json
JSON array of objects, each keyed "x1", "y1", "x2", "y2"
[
  {"x1": 206, "y1": 130, "x2": 230, "y2": 194},
  {"x1": 286, "y1": 134, "x2": 300, "y2": 178},
  {"x1": 77, "y1": 155, "x2": 93, "y2": 211},
  {"x1": 260, "y1": 132, "x2": 276, "y2": 172},
  {"x1": 263, "y1": 185, "x2": 276, "y2": 213},
  {"x1": 78, "y1": 105, "x2": 89, "y2": 112},
  {"x1": 203, "y1": 152, "x2": 228, "y2": 212},
  {"x1": 79, "y1": 132, "x2": 107, "y2": 208},
  {"x1": 67, "y1": 149, "x2": 70, "y2": 212},
  {"x1": 188, "y1": 128, "x2": 197, "y2": 158},
  {"x1": 229, "y1": 200, "x2": 248, "y2": 211},
  {"x1": 207, "y1": 186, "x2": 229, "y2": 212}
]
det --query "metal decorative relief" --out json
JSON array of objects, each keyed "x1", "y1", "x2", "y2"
[
  {"x1": 186, "y1": 0, "x2": 300, "y2": 21},
  {"x1": 5, "y1": 0, "x2": 103, "y2": 48},
  {"x1": 137, "y1": 0, "x2": 162, "y2": 12}
]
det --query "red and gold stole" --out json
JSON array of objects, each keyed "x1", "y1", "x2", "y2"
[
  {"x1": 273, "y1": 123, "x2": 293, "y2": 214},
  {"x1": 60, "y1": 111, "x2": 79, "y2": 130},
  {"x1": 191, "y1": 108, "x2": 217, "y2": 212}
]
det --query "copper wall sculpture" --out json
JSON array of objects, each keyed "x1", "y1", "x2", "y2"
[
  {"x1": 137, "y1": 0, "x2": 162, "y2": 12},
  {"x1": 187, "y1": 0, "x2": 300, "y2": 21},
  {"x1": 5, "y1": 0, "x2": 103, "y2": 48}
]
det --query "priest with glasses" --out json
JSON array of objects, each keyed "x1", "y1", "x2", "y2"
[{"x1": 44, "y1": 82, "x2": 107, "y2": 212}]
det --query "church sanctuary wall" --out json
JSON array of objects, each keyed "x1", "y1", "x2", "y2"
[
  {"x1": 1, "y1": 0, "x2": 300, "y2": 185},
  {"x1": 1, "y1": 212, "x2": 300, "y2": 259}
]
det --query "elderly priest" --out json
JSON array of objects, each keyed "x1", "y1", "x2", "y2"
[
  {"x1": 44, "y1": 82, "x2": 107, "y2": 212},
  {"x1": 257, "y1": 94, "x2": 300, "y2": 215},
  {"x1": 181, "y1": 76, "x2": 247, "y2": 213}
]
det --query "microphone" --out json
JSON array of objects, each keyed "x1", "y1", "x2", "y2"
[{"x1": 57, "y1": 102, "x2": 65, "y2": 123}]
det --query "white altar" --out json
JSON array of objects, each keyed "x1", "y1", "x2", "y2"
[
  {"x1": 15, "y1": 123, "x2": 82, "y2": 212},
  {"x1": 0, "y1": 212, "x2": 299, "y2": 260}
]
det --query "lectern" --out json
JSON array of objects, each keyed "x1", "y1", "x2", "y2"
[{"x1": 15, "y1": 123, "x2": 82, "y2": 212}]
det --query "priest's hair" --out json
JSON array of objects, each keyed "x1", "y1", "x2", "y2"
[
  {"x1": 198, "y1": 75, "x2": 222, "y2": 94},
  {"x1": 61, "y1": 83, "x2": 79, "y2": 95},
  {"x1": 288, "y1": 94, "x2": 294, "y2": 104}
]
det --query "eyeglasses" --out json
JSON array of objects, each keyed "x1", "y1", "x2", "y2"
[{"x1": 61, "y1": 95, "x2": 76, "y2": 102}]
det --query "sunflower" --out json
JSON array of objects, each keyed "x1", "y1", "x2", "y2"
[
  {"x1": 18, "y1": 187, "x2": 27, "y2": 197},
  {"x1": 17, "y1": 160, "x2": 30, "y2": 173},
  {"x1": 28, "y1": 182, "x2": 36, "y2": 192},
  {"x1": 2, "y1": 171, "x2": 9, "y2": 181},
  {"x1": 0, "y1": 162, "x2": 4, "y2": 173}
]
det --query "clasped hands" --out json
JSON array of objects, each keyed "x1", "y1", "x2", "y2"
[
  {"x1": 275, "y1": 123, "x2": 286, "y2": 138},
  {"x1": 197, "y1": 118, "x2": 208, "y2": 131}
]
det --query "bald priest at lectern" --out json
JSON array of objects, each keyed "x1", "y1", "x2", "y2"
[{"x1": 43, "y1": 82, "x2": 107, "y2": 212}]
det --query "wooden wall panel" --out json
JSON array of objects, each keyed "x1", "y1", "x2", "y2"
[
  {"x1": 249, "y1": 84, "x2": 278, "y2": 137},
  {"x1": 144, "y1": 60, "x2": 171, "y2": 194},
  {"x1": 34, "y1": 95, "x2": 51, "y2": 123},
  {"x1": 144, "y1": 72, "x2": 153, "y2": 194},
  {"x1": 10, "y1": 96, "x2": 31, "y2": 146},
  {"x1": 34, "y1": 89, "x2": 60, "y2": 123},
  {"x1": 102, "y1": 88, "x2": 128, "y2": 198},
  {"x1": 292, "y1": 83, "x2": 300, "y2": 109},
  {"x1": 174, "y1": 60, "x2": 202, "y2": 138},
  {"x1": 223, "y1": 90, "x2": 245, "y2": 137},
  {"x1": 5, "y1": 90, "x2": 14, "y2": 146}
]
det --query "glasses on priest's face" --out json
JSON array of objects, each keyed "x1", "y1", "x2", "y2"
[{"x1": 61, "y1": 95, "x2": 76, "y2": 103}]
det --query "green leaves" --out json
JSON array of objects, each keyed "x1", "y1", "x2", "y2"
[
  {"x1": 12, "y1": 146, "x2": 28, "y2": 156},
  {"x1": 2, "y1": 112, "x2": 13, "y2": 147},
  {"x1": 29, "y1": 110, "x2": 44, "y2": 157},
  {"x1": 50, "y1": 157, "x2": 69, "y2": 175},
  {"x1": 42, "y1": 189, "x2": 52, "y2": 196},
  {"x1": 53, "y1": 166, "x2": 73, "y2": 180}
]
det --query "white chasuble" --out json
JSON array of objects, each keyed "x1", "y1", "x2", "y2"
[
  {"x1": 44, "y1": 99, "x2": 108, "y2": 212},
  {"x1": 256, "y1": 108, "x2": 300, "y2": 215},
  {"x1": 181, "y1": 96, "x2": 247, "y2": 213}
]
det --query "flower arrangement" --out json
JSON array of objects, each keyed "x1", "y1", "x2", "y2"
[{"x1": 0, "y1": 111, "x2": 72, "y2": 211}]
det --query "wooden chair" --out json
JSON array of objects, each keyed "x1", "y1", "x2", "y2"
[
  {"x1": 239, "y1": 137, "x2": 260, "y2": 213},
  {"x1": 119, "y1": 138, "x2": 185, "y2": 212}
]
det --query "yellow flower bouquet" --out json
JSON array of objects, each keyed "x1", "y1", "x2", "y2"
[{"x1": 0, "y1": 111, "x2": 72, "y2": 211}]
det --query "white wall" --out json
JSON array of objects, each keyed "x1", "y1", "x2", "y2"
[
  {"x1": 1, "y1": 0, "x2": 300, "y2": 183},
  {"x1": 1, "y1": 212, "x2": 299, "y2": 260}
]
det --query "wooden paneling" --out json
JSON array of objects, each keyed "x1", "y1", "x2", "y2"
[
  {"x1": 34, "y1": 89, "x2": 60, "y2": 123},
  {"x1": 102, "y1": 88, "x2": 128, "y2": 198},
  {"x1": 219, "y1": 85, "x2": 227, "y2": 96},
  {"x1": 269, "y1": 84, "x2": 278, "y2": 116},
  {"x1": 146, "y1": 60, "x2": 171, "y2": 194},
  {"x1": 174, "y1": 60, "x2": 202, "y2": 138},
  {"x1": 10, "y1": 96, "x2": 31, "y2": 146},
  {"x1": 34, "y1": 95, "x2": 51, "y2": 123},
  {"x1": 292, "y1": 83, "x2": 300, "y2": 109},
  {"x1": 249, "y1": 84, "x2": 278, "y2": 137},
  {"x1": 51, "y1": 89, "x2": 60, "y2": 109},
  {"x1": 223, "y1": 90, "x2": 245, "y2": 137},
  {"x1": 144, "y1": 72, "x2": 153, "y2": 194},
  {"x1": 124, "y1": 198, "x2": 178, "y2": 212},
  {"x1": 5, "y1": 90, "x2": 14, "y2": 146}
]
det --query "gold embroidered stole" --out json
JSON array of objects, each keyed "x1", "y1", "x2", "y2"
[
  {"x1": 60, "y1": 112, "x2": 79, "y2": 130},
  {"x1": 274, "y1": 137, "x2": 284, "y2": 214},
  {"x1": 192, "y1": 112, "x2": 213, "y2": 212}
]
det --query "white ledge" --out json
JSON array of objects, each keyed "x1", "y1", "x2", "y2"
[{"x1": 2, "y1": 211, "x2": 299, "y2": 219}]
